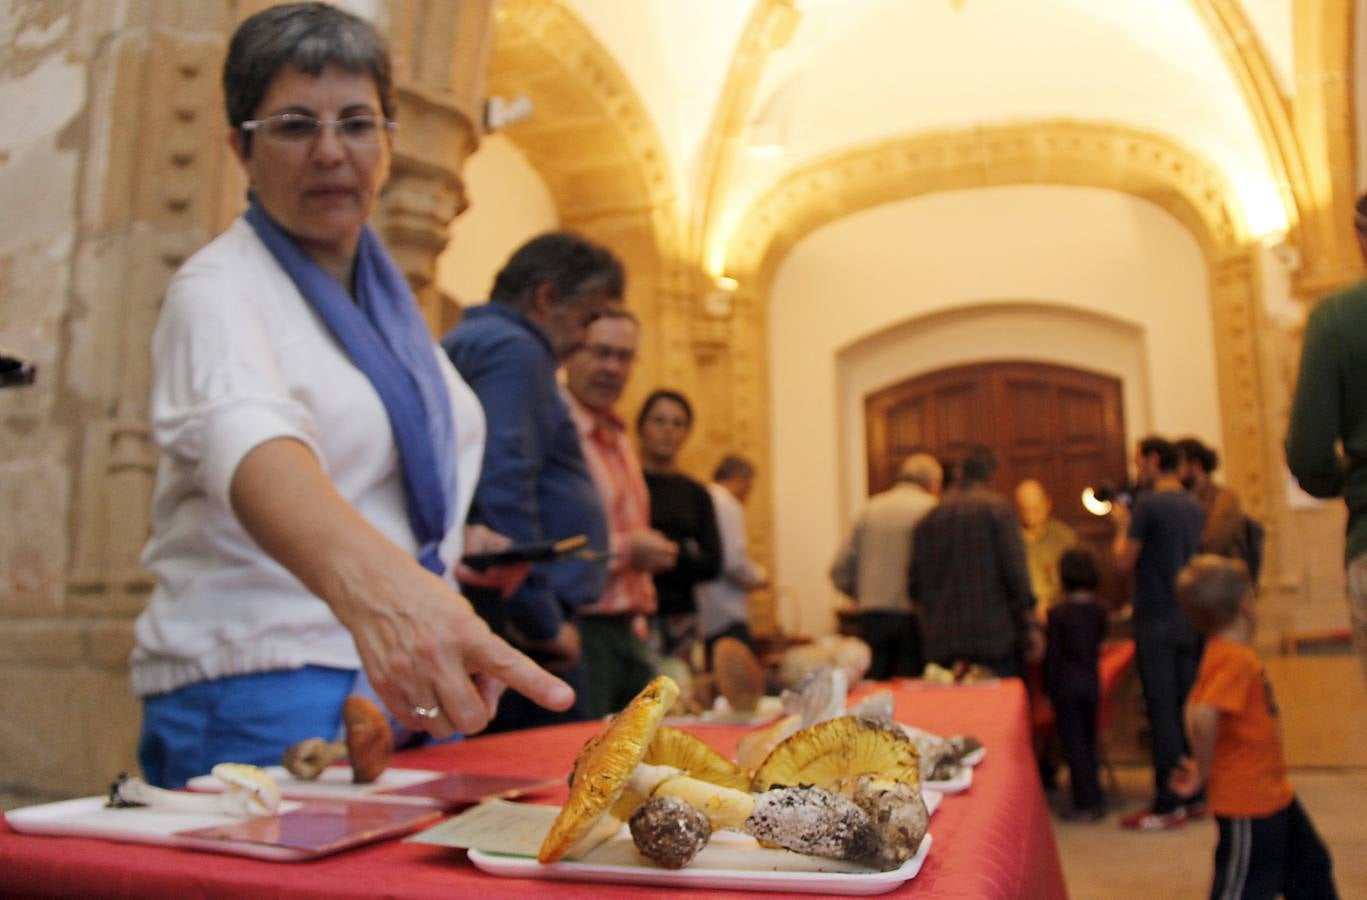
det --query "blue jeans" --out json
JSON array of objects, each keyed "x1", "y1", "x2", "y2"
[{"x1": 138, "y1": 666, "x2": 354, "y2": 788}]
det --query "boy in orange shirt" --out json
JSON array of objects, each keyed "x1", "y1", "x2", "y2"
[{"x1": 1170, "y1": 555, "x2": 1337, "y2": 899}]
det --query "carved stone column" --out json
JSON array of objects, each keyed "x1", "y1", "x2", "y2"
[{"x1": 378, "y1": 1, "x2": 494, "y2": 335}]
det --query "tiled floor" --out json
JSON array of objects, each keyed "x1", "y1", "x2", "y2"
[{"x1": 1054, "y1": 765, "x2": 1367, "y2": 899}]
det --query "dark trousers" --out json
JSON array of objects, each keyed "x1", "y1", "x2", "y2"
[
  {"x1": 580, "y1": 614, "x2": 657, "y2": 718},
  {"x1": 1134, "y1": 614, "x2": 1204, "y2": 813},
  {"x1": 1051, "y1": 689, "x2": 1103, "y2": 811},
  {"x1": 463, "y1": 585, "x2": 589, "y2": 732},
  {"x1": 484, "y1": 658, "x2": 588, "y2": 733},
  {"x1": 861, "y1": 611, "x2": 924, "y2": 680},
  {"x1": 1211, "y1": 798, "x2": 1337, "y2": 900}
]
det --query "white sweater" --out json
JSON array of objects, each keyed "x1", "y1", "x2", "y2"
[{"x1": 132, "y1": 218, "x2": 485, "y2": 697}]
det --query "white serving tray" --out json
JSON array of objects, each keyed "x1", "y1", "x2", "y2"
[
  {"x1": 468, "y1": 828, "x2": 932, "y2": 895},
  {"x1": 187, "y1": 766, "x2": 559, "y2": 809},
  {"x1": 5, "y1": 794, "x2": 439, "y2": 861},
  {"x1": 923, "y1": 764, "x2": 973, "y2": 795}
]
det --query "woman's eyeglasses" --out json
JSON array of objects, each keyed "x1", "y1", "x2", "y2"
[{"x1": 239, "y1": 113, "x2": 397, "y2": 144}]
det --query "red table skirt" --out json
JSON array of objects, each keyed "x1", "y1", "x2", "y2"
[{"x1": 0, "y1": 678, "x2": 1067, "y2": 899}]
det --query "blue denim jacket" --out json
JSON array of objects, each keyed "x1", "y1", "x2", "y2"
[{"x1": 443, "y1": 304, "x2": 607, "y2": 640}]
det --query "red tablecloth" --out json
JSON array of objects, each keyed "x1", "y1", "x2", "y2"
[{"x1": 0, "y1": 678, "x2": 1066, "y2": 899}]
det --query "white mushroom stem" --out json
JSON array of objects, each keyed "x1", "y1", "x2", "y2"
[
  {"x1": 109, "y1": 765, "x2": 280, "y2": 818},
  {"x1": 624, "y1": 763, "x2": 756, "y2": 831}
]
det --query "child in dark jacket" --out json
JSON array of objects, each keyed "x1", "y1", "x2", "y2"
[{"x1": 1045, "y1": 547, "x2": 1110, "y2": 820}]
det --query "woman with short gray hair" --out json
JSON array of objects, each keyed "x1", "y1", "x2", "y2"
[{"x1": 132, "y1": 2, "x2": 571, "y2": 787}]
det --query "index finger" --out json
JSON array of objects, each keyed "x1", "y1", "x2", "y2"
[{"x1": 470, "y1": 637, "x2": 575, "y2": 713}]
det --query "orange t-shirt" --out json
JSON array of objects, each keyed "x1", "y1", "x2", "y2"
[{"x1": 1188, "y1": 637, "x2": 1294, "y2": 817}]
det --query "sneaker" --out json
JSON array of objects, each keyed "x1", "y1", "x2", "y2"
[
  {"x1": 1184, "y1": 801, "x2": 1209, "y2": 820},
  {"x1": 1119, "y1": 806, "x2": 1187, "y2": 831}
]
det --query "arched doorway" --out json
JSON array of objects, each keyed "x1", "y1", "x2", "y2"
[{"x1": 865, "y1": 360, "x2": 1128, "y2": 602}]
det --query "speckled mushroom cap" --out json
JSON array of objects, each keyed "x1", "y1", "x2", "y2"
[{"x1": 537, "y1": 675, "x2": 680, "y2": 863}]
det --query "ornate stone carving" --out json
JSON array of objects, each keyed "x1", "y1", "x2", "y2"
[{"x1": 487, "y1": 0, "x2": 693, "y2": 416}]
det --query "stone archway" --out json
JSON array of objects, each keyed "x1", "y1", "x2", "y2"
[
  {"x1": 483, "y1": 0, "x2": 689, "y2": 419},
  {"x1": 722, "y1": 120, "x2": 1277, "y2": 599}
]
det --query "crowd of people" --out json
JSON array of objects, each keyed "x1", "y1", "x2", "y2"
[
  {"x1": 129, "y1": 3, "x2": 1346, "y2": 894},
  {"x1": 829, "y1": 434, "x2": 1338, "y2": 891},
  {"x1": 133, "y1": 2, "x2": 769, "y2": 784}
]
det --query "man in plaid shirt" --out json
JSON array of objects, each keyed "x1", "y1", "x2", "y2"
[{"x1": 909, "y1": 445, "x2": 1042, "y2": 678}]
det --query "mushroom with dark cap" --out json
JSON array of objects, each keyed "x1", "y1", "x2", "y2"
[{"x1": 629, "y1": 795, "x2": 711, "y2": 868}]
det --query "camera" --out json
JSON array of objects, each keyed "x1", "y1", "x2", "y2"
[{"x1": 1081, "y1": 481, "x2": 1136, "y2": 516}]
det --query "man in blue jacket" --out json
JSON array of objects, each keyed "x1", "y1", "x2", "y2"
[{"x1": 443, "y1": 232, "x2": 618, "y2": 730}]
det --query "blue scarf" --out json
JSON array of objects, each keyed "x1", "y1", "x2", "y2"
[{"x1": 245, "y1": 199, "x2": 457, "y2": 575}]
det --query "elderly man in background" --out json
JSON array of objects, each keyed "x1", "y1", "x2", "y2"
[
  {"x1": 910, "y1": 445, "x2": 1041, "y2": 679},
  {"x1": 1015, "y1": 478, "x2": 1078, "y2": 619},
  {"x1": 443, "y1": 232, "x2": 617, "y2": 730},
  {"x1": 563, "y1": 308, "x2": 678, "y2": 717},
  {"x1": 697, "y1": 454, "x2": 769, "y2": 658},
  {"x1": 831, "y1": 453, "x2": 943, "y2": 679}
]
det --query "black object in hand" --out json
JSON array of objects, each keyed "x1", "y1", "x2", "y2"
[{"x1": 460, "y1": 534, "x2": 590, "y2": 571}]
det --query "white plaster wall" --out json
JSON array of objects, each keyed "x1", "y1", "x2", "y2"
[
  {"x1": 767, "y1": 185, "x2": 1220, "y2": 636},
  {"x1": 434, "y1": 134, "x2": 558, "y2": 307}
]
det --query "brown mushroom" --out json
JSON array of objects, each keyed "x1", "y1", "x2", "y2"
[
  {"x1": 342, "y1": 696, "x2": 391, "y2": 783},
  {"x1": 280, "y1": 695, "x2": 392, "y2": 784},
  {"x1": 629, "y1": 795, "x2": 711, "y2": 868},
  {"x1": 713, "y1": 637, "x2": 766, "y2": 712}
]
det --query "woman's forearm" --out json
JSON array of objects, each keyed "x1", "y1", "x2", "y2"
[{"x1": 227, "y1": 437, "x2": 573, "y2": 735}]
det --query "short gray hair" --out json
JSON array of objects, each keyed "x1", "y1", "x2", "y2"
[
  {"x1": 224, "y1": 2, "x2": 394, "y2": 152},
  {"x1": 898, "y1": 453, "x2": 942, "y2": 489},
  {"x1": 490, "y1": 231, "x2": 625, "y2": 311}
]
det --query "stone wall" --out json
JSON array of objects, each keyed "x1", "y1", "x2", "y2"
[{"x1": 0, "y1": 0, "x2": 488, "y2": 806}]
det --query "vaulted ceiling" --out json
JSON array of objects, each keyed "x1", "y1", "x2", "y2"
[{"x1": 493, "y1": 0, "x2": 1360, "y2": 294}]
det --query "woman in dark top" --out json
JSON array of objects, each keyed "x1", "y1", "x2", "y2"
[
  {"x1": 1045, "y1": 547, "x2": 1111, "y2": 820},
  {"x1": 636, "y1": 389, "x2": 722, "y2": 659}
]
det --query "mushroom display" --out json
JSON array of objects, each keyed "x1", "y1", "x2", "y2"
[
  {"x1": 281, "y1": 696, "x2": 392, "y2": 783},
  {"x1": 752, "y1": 715, "x2": 921, "y2": 793},
  {"x1": 107, "y1": 763, "x2": 281, "y2": 817},
  {"x1": 752, "y1": 715, "x2": 928, "y2": 866},
  {"x1": 540, "y1": 676, "x2": 930, "y2": 871}
]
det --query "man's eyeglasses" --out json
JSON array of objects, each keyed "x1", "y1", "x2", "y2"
[
  {"x1": 239, "y1": 113, "x2": 397, "y2": 144},
  {"x1": 584, "y1": 343, "x2": 636, "y2": 365}
]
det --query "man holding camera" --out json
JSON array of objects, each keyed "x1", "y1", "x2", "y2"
[{"x1": 1111, "y1": 435, "x2": 1206, "y2": 830}]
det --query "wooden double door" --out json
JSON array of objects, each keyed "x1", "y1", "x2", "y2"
[{"x1": 865, "y1": 361, "x2": 1128, "y2": 601}]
